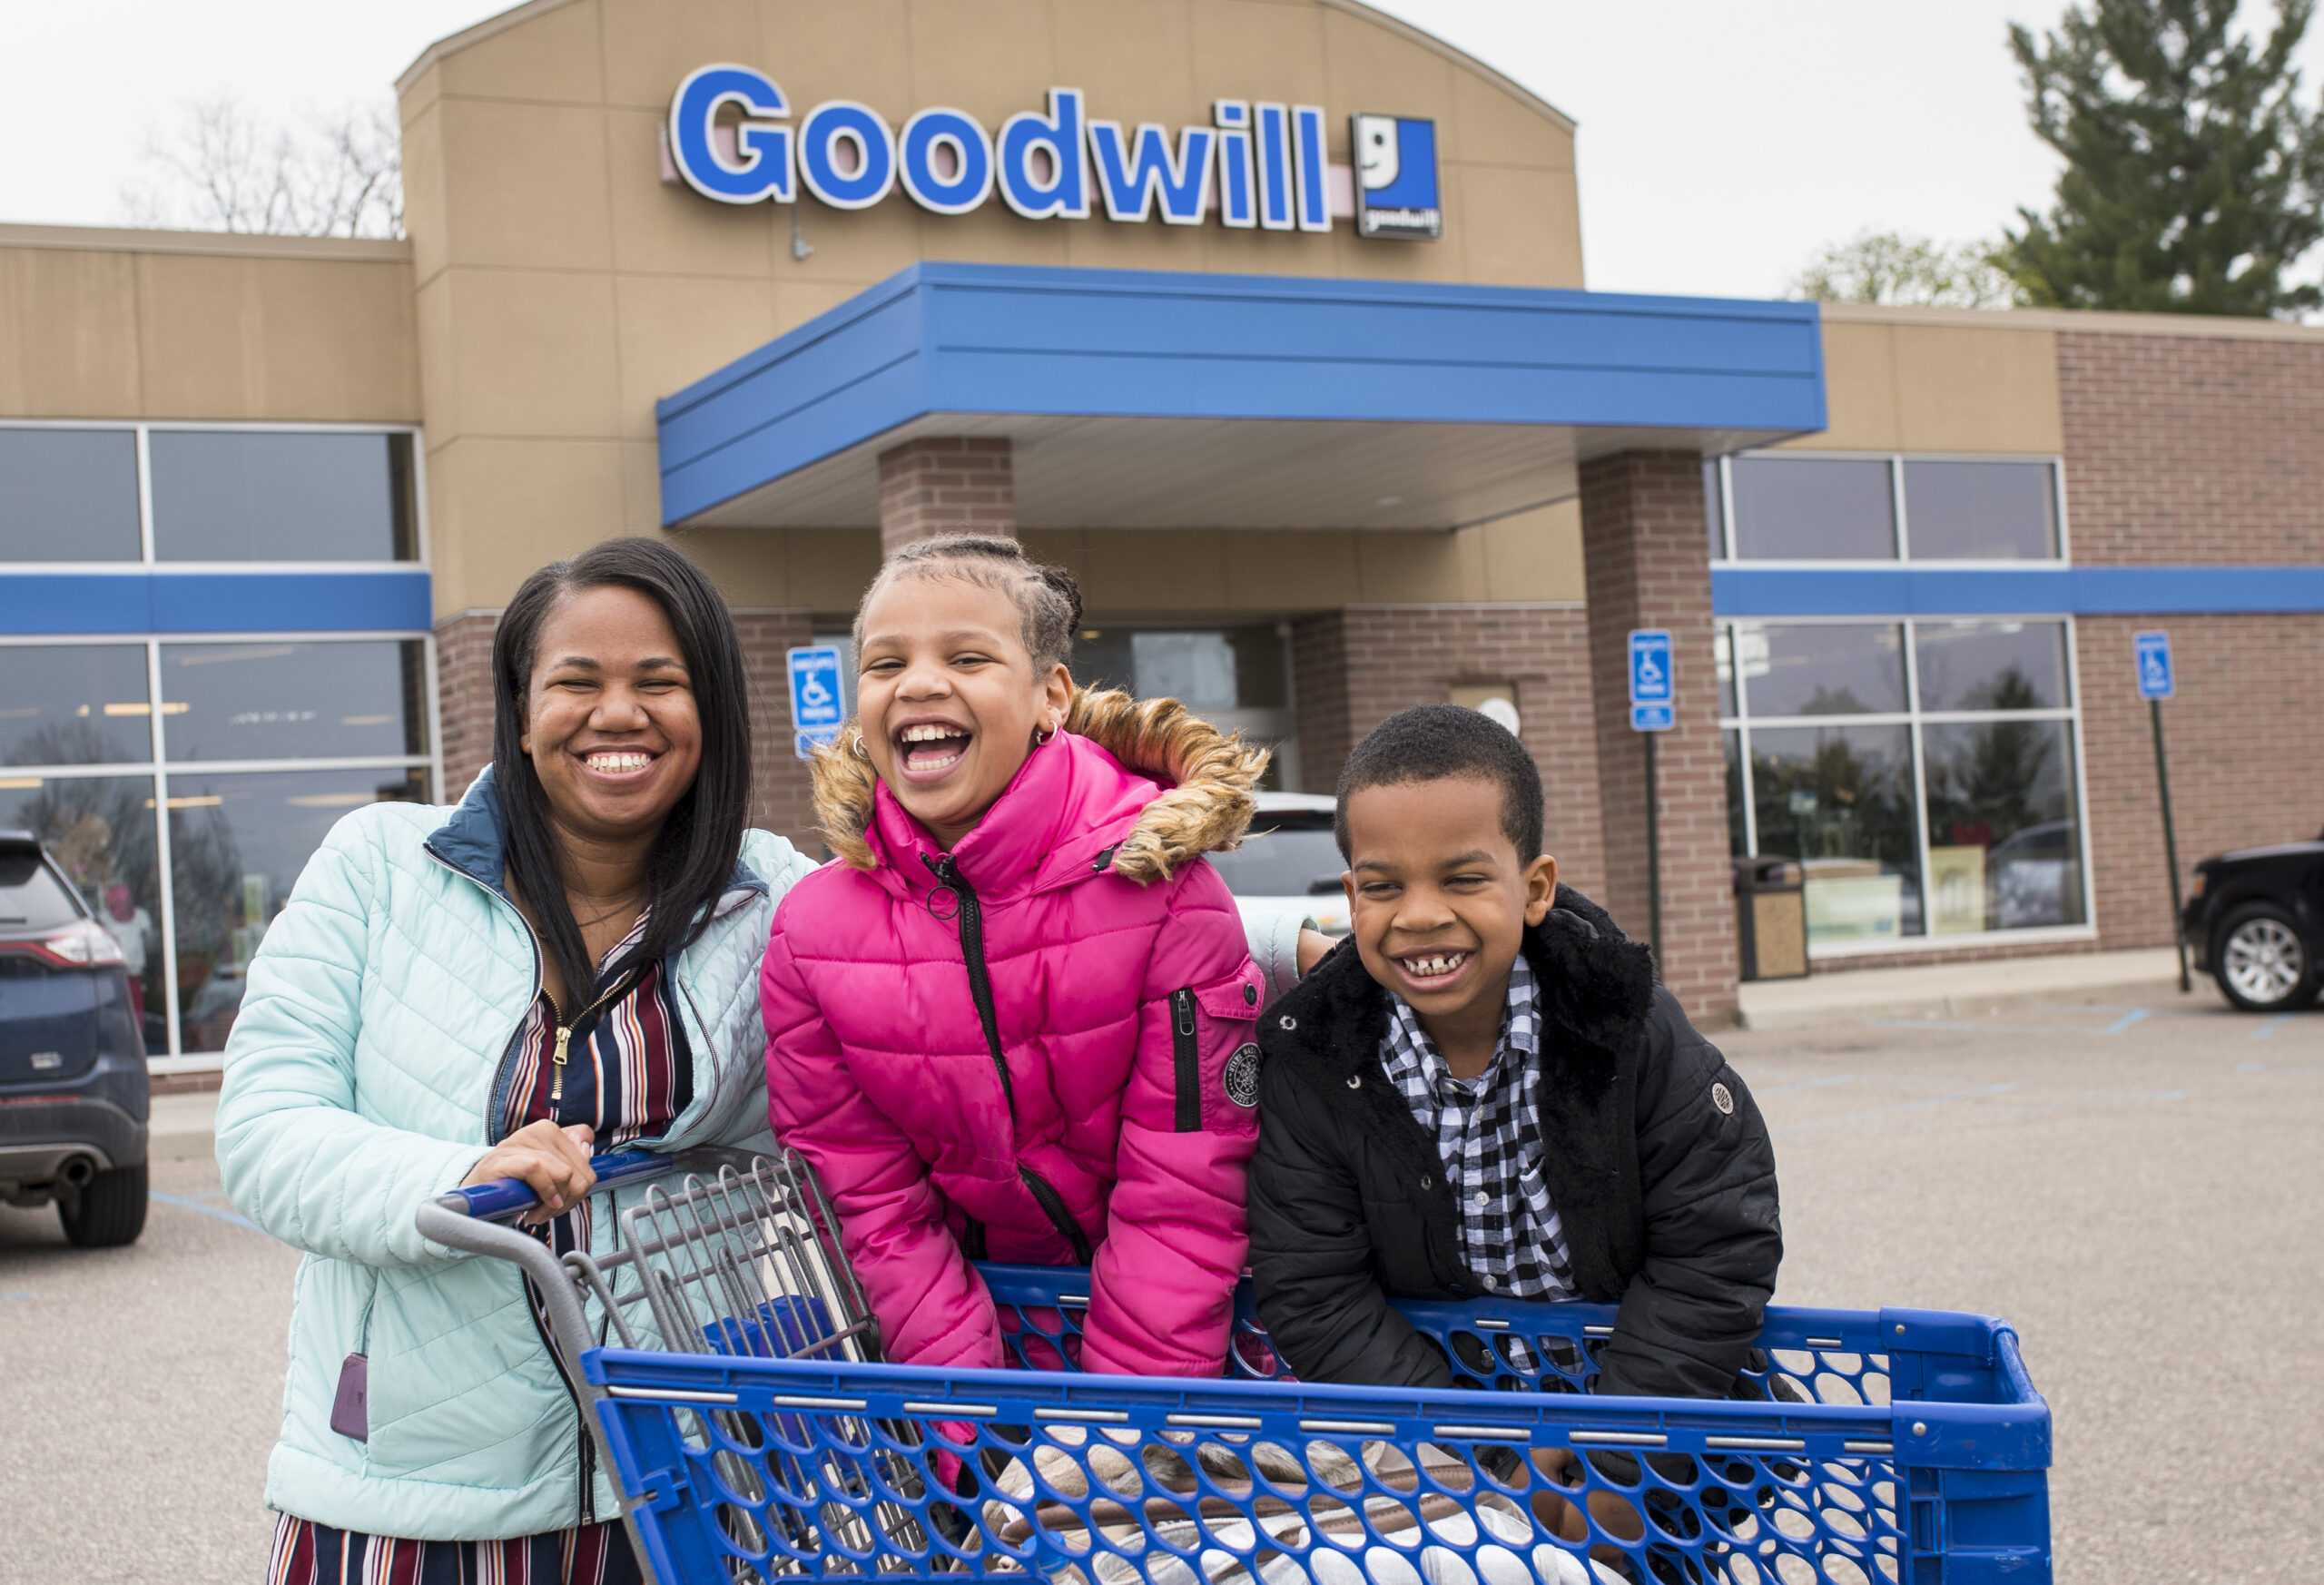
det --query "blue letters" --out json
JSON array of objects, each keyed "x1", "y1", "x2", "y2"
[
  {"x1": 1293, "y1": 104, "x2": 1330, "y2": 232},
  {"x1": 900, "y1": 108, "x2": 994, "y2": 214},
  {"x1": 1088, "y1": 122, "x2": 1216, "y2": 225},
  {"x1": 668, "y1": 64, "x2": 793, "y2": 204},
  {"x1": 998, "y1": 89, "x2": 1090, "y2": 220},
  {"x1": 1255, "y1": 103, "x2": 1294, "y2": 231},
  {"x1": 798, "y1": 101, "x2": 896, "y2": 210},
  {"x1": 1213, "y1": 101, "x2": 1256, "y2": 229}
]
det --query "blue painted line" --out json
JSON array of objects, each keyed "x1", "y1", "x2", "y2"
[
  {"x1": 1, "y1": 1291, "x2": 34, "y2": 1301},
  {"x1": 149, "y1": 1191, "x2": 265, "y2": 1235},
  {"x1": 2250, "y1": 1014, "x2": 2294, "y2": 1040},
  {"x1": 2102, "y1": 1009, "x2": 2152, "y2": 1035}
]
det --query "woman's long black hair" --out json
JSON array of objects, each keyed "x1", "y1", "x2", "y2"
[{"x1": 489, "y1": 537, "x2": 751, "y2": 1006}]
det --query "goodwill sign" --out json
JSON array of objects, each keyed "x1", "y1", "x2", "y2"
[{"x1": 666, "y1": 64, "x2": 1441, "y2": 239}]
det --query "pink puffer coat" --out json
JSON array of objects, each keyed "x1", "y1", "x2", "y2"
[{"x1": 763, "y1": 692, "x2": 1268, "y2": 1378}]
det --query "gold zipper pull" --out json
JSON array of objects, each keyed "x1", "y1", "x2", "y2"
[{"x1": 550, "y1": 1023, "x2": 573, "y2": 1103}]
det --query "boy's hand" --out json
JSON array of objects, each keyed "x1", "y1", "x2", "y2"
[
  {"x1": 1295, "y1": 928, "x2": 1334, "y2": 977},
  {"x1": 1526, "y1": 1448, "x2": 1645, "y2": 1551},
  {"x1": 462, "y1": 1121, "x2": 596, "y2": 1226}
]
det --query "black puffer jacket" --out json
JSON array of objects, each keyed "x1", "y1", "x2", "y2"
[{"x1": 1248, "y1": 886, "x2": 1780, "y2": 1398}]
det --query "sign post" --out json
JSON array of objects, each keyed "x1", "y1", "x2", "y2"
[
  {"x1": 2134, "y1": 631, "x2": 2191, "y2": 993},
  {"x1": 786, "y1": 645, "x2": 846, "y2": 760},
  {"x1": 1628, "y1": 630, "x2": 1674, "y2": 969}
]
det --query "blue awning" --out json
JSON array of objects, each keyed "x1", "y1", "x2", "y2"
[{"x1": 655, "y1": 262, "x2": 1827, "y2": 533}]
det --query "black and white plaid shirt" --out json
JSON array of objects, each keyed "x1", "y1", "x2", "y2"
[{"x1": 1379, "y1": 954, "x2": 1576, "y2": 1299}]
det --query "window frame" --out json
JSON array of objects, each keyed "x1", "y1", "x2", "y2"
[
  {"x1": 1709, "y1": 449, "x2": 2071, "y2": 567},
  {"x1": 0, "y1": 418, "x2": 428, "y2": 572},
  {"x1": 1719, "y1": 611, "x2": 2097, "y2": 959},
  {"x1": 0, "y1": 629, "x2": 442, "y2": 1068}
]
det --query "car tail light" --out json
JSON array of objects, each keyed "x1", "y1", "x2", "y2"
[
  {"x1": 2188, "y1": 871, "x2": 2208, "y2": 900},
  {"x1": 16, "y1": 920, "x2": 128, "y2": 970}
]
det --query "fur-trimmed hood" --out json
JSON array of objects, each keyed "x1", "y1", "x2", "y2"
[{"x1": 810, "y1": 686, "x2": 1266, "y2": 884}]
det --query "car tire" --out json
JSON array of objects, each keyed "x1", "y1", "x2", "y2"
[
  {"x1": 57, "y1": 1162, "x2": 148, "y2": 1248},
  {"x1": 2212, "y1": 904, "x2": 2320, "y2": 1013}
]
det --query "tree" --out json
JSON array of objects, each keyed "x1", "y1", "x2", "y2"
[
  {"x1": 120, "y1": 98, "x2": 403, "y2": 240},
  {"x1": 2003, "y1": 0, "x2": 2324, "y2": 316},
  {"x1": 1788, "y1": 230, "x2": 2024, "y2": 308}
]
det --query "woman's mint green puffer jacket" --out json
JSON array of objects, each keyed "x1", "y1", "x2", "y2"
[
  {"x1": 216, "y1": 767, "x2": 1313, "y2": 1542},
  {"x1": 213, "y1": 769, "x2": 815, "y2": 1541}
]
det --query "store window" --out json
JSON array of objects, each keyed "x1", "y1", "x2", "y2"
[
  {"x1": 150, "y1": 430, "x2": 418, "y2": 562},
  {"x1": 1715, "y1": 453, "x2": 2063, "y2": 563},
  {"x1": 1720, "y1": 616, "x2": 2088, "y2": 951},
  {"x1": 1072, "y1": 624, "x2": 1297, "y2": 789},
  {"x1": 160, "y1": 641, "x2": 428, "y2": 762},
  {"x1": 0, "y1": 645, "x2": 155, "y2": 765},
  {"x1": 0, "y1": 774, "x2": 165, "y2": 1054},
  {"x1": 0, "y1": 428, "x2": 142, "y2": 563}
]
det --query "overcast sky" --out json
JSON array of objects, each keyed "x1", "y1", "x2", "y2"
[{"x1": 1, "y1": 0, "x2": 2303, "y2": 300}]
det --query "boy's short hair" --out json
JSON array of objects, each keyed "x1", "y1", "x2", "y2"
[{"x1": 1334, "y1": 704, "x2": 1544, "y2": 862}]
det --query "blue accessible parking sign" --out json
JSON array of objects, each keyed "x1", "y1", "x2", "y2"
[
  {"x1": 787, "y1": 645, "x2": 845, "y2": 759},
  {"x1": 1629, "y1": 629, "x2": 1673, "y2": 732},
  {"x1": 2133, "y1": 631, "x2": 2173, "y2": 699}
]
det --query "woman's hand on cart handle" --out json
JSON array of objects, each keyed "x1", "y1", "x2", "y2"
[{"x1": 460, "y1": 1122, "x2": 596, "y2": 1226}]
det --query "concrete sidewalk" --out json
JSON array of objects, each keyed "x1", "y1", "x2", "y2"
[
  {"x1": 1737, "y1": 945, "x2": 2204, "y2": 1030},
  {"x1": 150, "y1": 1089, "x2": 220, "y2": 1163}
]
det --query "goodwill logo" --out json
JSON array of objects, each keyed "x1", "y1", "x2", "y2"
[{"x1": 665, "y1": 64, "x2": 1438, "y2": 240}]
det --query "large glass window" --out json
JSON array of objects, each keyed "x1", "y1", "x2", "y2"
[
  {"x1": 1721, "y1": 616, "x2": 2088, "y2": 952},
  {"x1": 0, "y1": 774, "x2": 166, "y2": 1052},
  {"x1": 1718, "y1": 453, "x2": 2063, "y2": 565},
  {"x1": 1072, "y1": 624, "x2": 1296, "y2": 789},
  {"x1": 161, "y1": 641, "x2": 428, "y2": 762},
  {"x1": 150, "y1": 430, "x2": 417, "y2": 562},
  {"x1": 0, "y1": 428, "x2": 142, "y2": 562},
  {"x1": 0, "y1": 645, "x2": 154, "y2": 766}
]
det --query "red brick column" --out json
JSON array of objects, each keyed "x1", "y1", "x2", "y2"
[
  {"x1": 1580, "y1": 452, "x2": 1738, "y2": 1024},
  {"x1": 878, "y1": 438, "x2": 1015, "y2": 553},
  {"x1": 734, "y1": 608, "x2": 822, "y2": 851},
  {"x1": 433, "y1": 610, "x2": 499, "y2": 802}
]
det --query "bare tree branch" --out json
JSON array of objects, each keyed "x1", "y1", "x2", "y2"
[{"x1": 120, "y1": 97, "x2": 402, "y2": 240}]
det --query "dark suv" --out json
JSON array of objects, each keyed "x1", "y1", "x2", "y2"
[
  {"x1": 2182, "y1": 833, "x2": 2324, "y2": 1013},
  {"x1": 0, "y1": 830, "x2": 149, "y2": 1245}
]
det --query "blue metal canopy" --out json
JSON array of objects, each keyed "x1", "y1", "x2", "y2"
[{"x1": 656, "y1": 261, "x2": 1827, "y2": 532}]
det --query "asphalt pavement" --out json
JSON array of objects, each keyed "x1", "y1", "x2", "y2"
[{"x1": 3, "y1": 987, "x2": 2319, "y2": 1583}]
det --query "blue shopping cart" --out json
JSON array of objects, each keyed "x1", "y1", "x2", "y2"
[{"x1": 418, "y1": 1148, "x2": 2051, "y2": 1585}]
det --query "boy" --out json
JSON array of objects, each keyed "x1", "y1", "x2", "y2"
[{"x1": 1248, "y1": 704, "x2": 1780, "y2": 1400}]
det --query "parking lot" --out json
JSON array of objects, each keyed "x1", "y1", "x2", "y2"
[{"x1": 3, "y1": 991, "x2": 2319, "y2": 1584}]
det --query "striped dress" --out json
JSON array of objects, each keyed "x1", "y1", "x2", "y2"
[{"x1": 271, "y1": 914, "x2": 686, "y2": 1584}]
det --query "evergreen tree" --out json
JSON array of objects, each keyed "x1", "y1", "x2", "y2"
[{"x1": 2004, "y1": 0, "x2": 2324, "y2": 316}]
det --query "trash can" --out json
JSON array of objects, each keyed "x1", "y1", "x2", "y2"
[{"x1": 1735, "y1": 855, "x2": 1808, "y2": 981}]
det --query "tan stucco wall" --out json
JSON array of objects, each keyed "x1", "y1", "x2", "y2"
[
  {"x1": 1787, "y1": 307, "x2": 2065, "y2": 457},
  {"x1": 397, "y1": 0, "x2": 1585, "y2": 615},
  {"x1": 0, "y1": 227, "x2": 419, "y2": 422}
]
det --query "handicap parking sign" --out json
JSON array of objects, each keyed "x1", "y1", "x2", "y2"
[
  {"x1": 787, "y1": 645, "x2": 845, "y2": 758},
  {"x1": 1628, "y1": 630, "x2": 1672, "y2": 731},
  {"x1": 2133, "y1": 631, "x2": 2173, "y2": 700}
]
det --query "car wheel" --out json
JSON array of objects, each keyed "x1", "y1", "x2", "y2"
[
  {"x1": 2213, "y1": 905, "x2": 2319, "y2": 1013},
  {"x1": 57, "y1": 1162, "x2": 147, "y2": 1248}
]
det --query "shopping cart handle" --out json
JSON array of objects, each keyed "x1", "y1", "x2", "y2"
[{"x1": 441, "y1": 1148, "x2": 674, "y2": 1222}]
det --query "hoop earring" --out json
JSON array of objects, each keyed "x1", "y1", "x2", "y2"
[
  {"x1": 852, "y1": 735, "x2": 872, "y2": 761},
  {"x1": 1032, "y1": 723, "x2": 1054, "y2": 748}
]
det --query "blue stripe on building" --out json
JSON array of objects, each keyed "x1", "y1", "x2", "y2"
[
  {"x1": 1710, "y1": 565, "x2": 2324, "y2": 618},
  {"x1": 0, "y1": 570, "x2": 432, "y2": 635}
]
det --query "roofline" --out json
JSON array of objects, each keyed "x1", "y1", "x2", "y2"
[
  {"x1": 396, "y1": 0, "x2": 1579, "y2": 136},
  {"x1": 1820, "y1": 299, "x2": 2324, "y2": 343},
  {"x1": 0, "y1": 222, "x2": 410, "y2": 262}
]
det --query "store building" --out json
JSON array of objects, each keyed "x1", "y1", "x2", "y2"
[{"x1": 4, "y1": 0, "x2": 2323, "y2": 1069}]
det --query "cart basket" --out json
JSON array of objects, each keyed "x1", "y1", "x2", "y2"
[{"x1": 419, "y1": 1148, "x2": 2051, "y2": 1585}]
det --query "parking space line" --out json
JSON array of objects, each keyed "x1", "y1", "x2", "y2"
[
  {"x1": 2250, "y1": 1014, "x2": 2294, "y2": 1040},
  {"x1": 2101, "y1": 1009, "x2": 2152, "y2": 1035},
  {"x1": 148, "y1": 1191, "x2": 264, "y2": 1235}
]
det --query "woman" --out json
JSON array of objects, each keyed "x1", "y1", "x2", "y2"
[{"x1": 217, "y1": 537, "x2": 1318, "y2": 1578}]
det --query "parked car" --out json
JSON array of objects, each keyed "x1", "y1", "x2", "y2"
[
  {"x1": 2182, "y1": 832, "x2": 2324, "y2": 1012},
  {"x1": 0, "y1": 831, "x2": 150, "y2": 1245},
  {"x1": 1206, "y1": 792, "x2": 1350, "y2": 940}
]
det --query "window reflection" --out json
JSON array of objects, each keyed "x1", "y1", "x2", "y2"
[
  {"x1": 1913, "y1": 622, "x2": 2071, "y2": 713},
  {"x1": 0, "y1": 429, "x2": 142, "y2": 563},
  {"x1": 1736, "y1": 624, "x2": 1906, "y2": 718},
  {"x1": 1923, "y1": 721, "x2": 2084, "y2": 932},
  {"x1": 1728, "y1": 456, "x2": 1896, "y2": 560},
  {"x1": 1072, "y1": 625, "x2": 1294, "y2": 791},
  {"x1": 0, "y1": 774, "x2": 166, "y2": 1053},
  {"x1": 150, "y1": 430, "x2": 416, "y2": 562},
  {"x1": 0, "y1": 645, "x2": 153, "y2": 766},
  {"x1": 161, "y1": 641, "x2": 427, "y2": 763},
  {"x1": 170, "y1": 768, "x2": 428, "y2": 1053},
  {"x1": 1748, "y1": 724, "x2": 1923, "y2": 943},
  {"x1": 1903, "y1": 460, "x2": 2058, "y2": 560}
]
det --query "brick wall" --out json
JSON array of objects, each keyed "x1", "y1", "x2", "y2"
[
  {"x1": 2058, "y1": 330, "x2": 2324, "y2": 565},
  {"x1": 433, "y1": 605, "x2": 824, "y2": 852},
  {"x1": 877, "y1": 437, "x2": 1015, "y2": 552},
  {"x1": 1580, "y1": 452, "x2": 1738, "y2": 1024},
  {"x1": 1290, "y1": 605, "x2": 1609, "y2": 912}
]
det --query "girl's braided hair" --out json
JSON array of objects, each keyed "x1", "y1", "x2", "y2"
[{"x1": 852, "y1": 535, "x2": 1082, "y2": 673}]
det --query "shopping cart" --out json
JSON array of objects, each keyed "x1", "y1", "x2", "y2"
[{"x1": 418, "y1": 1148, "x2": 2051, "y2": 1585}]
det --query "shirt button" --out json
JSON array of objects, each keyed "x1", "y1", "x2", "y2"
[
  {"x1": 1482, "y1": 1274, "x2": 1499, "y2": 1291},
  {"x1": 1473, "y1": 1191, "x2": 1489, "y2": 1209}
]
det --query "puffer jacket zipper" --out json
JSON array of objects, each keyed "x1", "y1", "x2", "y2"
[{"x1": 926, "y1": 853, "x2": 1094, "y2": 1265}]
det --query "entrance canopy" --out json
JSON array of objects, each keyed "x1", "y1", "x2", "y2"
[{"x1": 656, "y1": 262, "x2": 1826, "y2": 533}]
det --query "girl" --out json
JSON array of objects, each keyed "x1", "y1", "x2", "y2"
[{"x1": 763, "y1": 536, "x2": 1270, "y2": 1378}]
